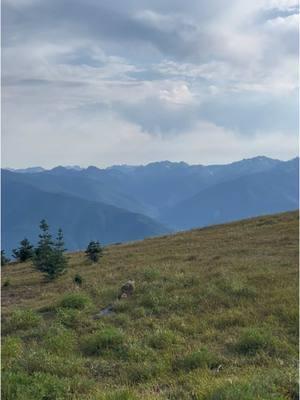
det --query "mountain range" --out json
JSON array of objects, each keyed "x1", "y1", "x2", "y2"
[{"x1": 2, "y1": 156, "x2": 299, "y2": 253}]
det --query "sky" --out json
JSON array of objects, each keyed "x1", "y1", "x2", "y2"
[{"x1": 1, "y1": 0, "x2": 299, "y2": 168}]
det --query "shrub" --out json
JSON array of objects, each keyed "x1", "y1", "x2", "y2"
[
  {"x1": 2, "y1": 337, "x2": 23, "y2": 368},
  {"x1": 205, "y1": 371, "x2": 297, "y2": 400},
  {"x1": 6, "y1": 309, "x2": 42, "y2": 333},
  {"x1": 3, "y1": 278, "x2": 11, "y2": 288},
  {"x1": 214, "y1": 309, "x2": 247, "y2": 329},
  {"x1": 235, "y1": 328, "x2": 277, "y2": 356},
  {"x1": 173, "y1": 348, "x2": 219, "y2": 372},
  {"x1": 147, "y1": 329, "x2": 178, "y2": 350},
  {"x1": 2, "y1": 371, "x2": 95, "y2": 400},
  {"x1": 73, "y1": 273, "x2": 83, "y2": 286},
  {"x1": 131, "y1": 306, "x2": 146, "y2": 319},
  {"x1": 43, "y1": 325, "x2": 77, "y2": 355},
  {"x1": 143, "y1": 267, "x2": 161, "y2": 281},
  {"x1": 81, "y1": 327, "x2": 125, "y2": 356},
  {"x1": 59, "y1": 292, "x2": 91, "y2": 310},
  {"x1": 12, "y1": 238, "x2": 34, "y2": 262},
  {"x1": 206, "y1": 381, "x2": 265, "y2": 400},
  {"x1": 1, "y1": 371, "x2": 71, "y2": 400},
  {"x1": 21, "y1": 348, "x2": 85, "y2": 377},
  {"x1": 126, "y1": 362, "x2": 161, "y2": 384},
  {"x1": 104, "y1": 390, "x2": 137, "y2": 400},
  {"x1": 85, "y1": 241, "x2": 103, "y2": 262},
  {"x1": 218, "y1": 279, "x2": 256, "y2": 300},
  {"x1": 138, "y1": 292, "x2": 168, "y2": 315},
  {"x1": 55, "y1": 308, "x2": 91, "y2": 330}
]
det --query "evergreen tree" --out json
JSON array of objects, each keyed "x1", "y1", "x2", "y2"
[
  {"x1": 85, "y1": 241, "x2": 103, "y2": 262},
  {"x1": 12, "y1": 238, "x2": 34, "y2": 262},
  {"x1": 50, "y1": 228, "x2": 68, "y2": 279},
  {"x1": 33, "y1": 221, "x2": 68, "y2": 279},
  {"x1": 33, "y1": 219, "x2": 53, "y2": 274},
  {"x1": 55, "y1": 228, "x2": 66, "y2": 252},
  {"x1": 1, "y1": 250, "x2": 10, "y2": 266}
]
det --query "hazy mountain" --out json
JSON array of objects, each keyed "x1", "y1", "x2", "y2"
[
  {"x1": 6, "y1": 167, "x2": 46, "y2": 174},
  {"x1": 162, "y1": 158, "x2": 299, "y2": 229},
  {"x1": 1, "y1": 169, "x2": 151, "y2": 217},
  {"x1": 1, "y1": 177, "x2": 168, "y2": 253},
  {"x1": 2, "y1": 156, "x2": 298, "y2": 253}
]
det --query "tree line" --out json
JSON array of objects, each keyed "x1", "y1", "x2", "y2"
[{"x1": 1, "y1": 220, "x2": 103, "y2": 279}]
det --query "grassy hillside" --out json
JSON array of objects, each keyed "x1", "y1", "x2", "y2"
[{"x1": 1, "y1": 211, "x2": 299, "y2": 400}]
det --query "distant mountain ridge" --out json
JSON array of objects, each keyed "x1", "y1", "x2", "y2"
[
  {"x1": 2, "y1": 156, "x2": 299, "y2": 253},
  {"x1": 1, "y1": 176, "x2": 168, "y2": 253}
]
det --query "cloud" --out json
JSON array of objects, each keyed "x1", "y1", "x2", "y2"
[
  {"x1": 2, "y1": 101, "x2": 298, "y2": 168},
  {"x1": 2, "y1": 0, "x2": 298, "y2": 167}
]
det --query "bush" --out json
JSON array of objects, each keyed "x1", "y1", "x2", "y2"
[
  {"x1": 43, "y1": 325, "x2": 77, "y2": 355},
  {"x1": 206, "y1": 370, "x2": 298, "y2": 400},
  {"x1": 2, "y1": 337, "x2": 23, "y2": 368},
  {"x1": 85, "y1": 241, "x2": 103, "y2": 262},
  {"x1": 146, "y1": 329, "x2": 179, "y2": 350},
  {"x1": 235, "y1": 328, "x2": 276, "y2": 356},
  {"x1": 207, "y1": 381, "x2": 266, "y2": 400},
  {"x1": 143, "y1": 267, "x2": 161, "y2": 281},
  {"x1": 12, "y1": 238, "x2": 34, "y2": 262},
  {"x1": 126, "y1": 362, "x2": 161, "y2": 384},
  {"x1": 73, "y1": 273, "x2": 83, "y2": 286},
  {"x1": 1, "y1": 371, "x2": 71, "y2": 400},
  {"x1": 138, "y1": 292, "x2": 167, "y2": 315},
  {"x1": 218, "y1": 279, "x2": 257, "y2": 300},
  {"x1": 55, "y1": 308, "x2": 92, "y2": 330},
  {"x1": 104, "y1": 390, "x2": 137, "y2": 400},
  {"x1": 81, "y1": 327, "x2": 125, "y2": 356},
  {"x1": 21, "y1": 348, "x2": 85, "y2": 377},
  {"x1": 6, "y1": 309, "x2": 42, "y2": 333},
  {"x1": 173, "y1": 348, "x2": 219, "y2": 372},
  {"x1": 214, "y1": 309, "x2": 247, "y2": 329},
  {"x1": 3, "y1": 278, "x2": 11, "y2": 288},
  {"x1": 59, "y1": 292, "x2": 91, "y2": 310}
]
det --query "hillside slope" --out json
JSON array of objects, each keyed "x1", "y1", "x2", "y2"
[{"x1": 1, "y1": 211, "x2": 298, "y2": 400}]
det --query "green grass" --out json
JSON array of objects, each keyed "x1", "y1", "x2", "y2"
[
  {"x1": 81, "y1": 327, "x2": 125, "y2": 357},
  {"x1": 58, "y1": 292, "x2": 91, "y2": 310},
  {"x1": 1, "y1": 211, "x2": 299, "y2": 399}
]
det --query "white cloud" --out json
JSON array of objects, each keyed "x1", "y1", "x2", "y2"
[
  {"x1": 264, "y1": 0, "x2": 298, "y2": 11},
  {"x1": 2, "y1": 0, "x2": 298, "y2": 167},
  {"x1": 2, "y1": 102, "x2": 298, "y2": 168},
  {"x1": 265, "y1": 13, "x2": 299, "y2": 31}
]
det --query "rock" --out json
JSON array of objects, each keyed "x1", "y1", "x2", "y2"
[
  {"x1": 118, "y1": 280, "x2": 135, "y2": 299},
  {"x1": 94, "y1": 304, "x2": 114, "y2": 319}
]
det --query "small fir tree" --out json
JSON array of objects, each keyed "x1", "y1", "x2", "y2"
[
  {"x1": 34, "y1": 219, "x2": 53, "y2": 271},
  {"x1": 12, "y1": 238, "x2": 34, "y2": 262},
  {"x1": 49, "y1": 228, "x2": 68, "y2": 279},
  {"x1": 85, "y1": 241, "x2": 103, "y2": 262},
  {"x1": 55, "y1": 228, "x2": 66, "y2": 253},
  {"x1": 33, "y1": 221, "x2": 68, "y2": 279}
]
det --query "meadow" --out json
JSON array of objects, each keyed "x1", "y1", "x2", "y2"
[{"x1": 1, "y1": 211, "x2": 299, "y2": 399}]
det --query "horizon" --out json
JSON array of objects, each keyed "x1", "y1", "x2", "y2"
[{"x1": 3, "y1": 154, "x2": 299, "y2": 171}]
